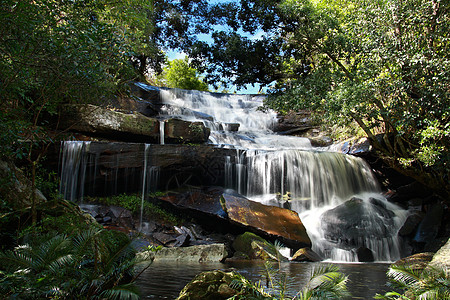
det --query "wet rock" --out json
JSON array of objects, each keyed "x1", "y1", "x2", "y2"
[
  {"x1": 164, "y1": 118, "x2": 210, "y2": 144},
  {"x1": 222, "y1": 192, "x2": 311, "y2": 250},
  {"x1": 321, "y1": 197, "x2": 396, "y2": 247},
  {"x1": 153, "y1": 232, "x2": 177, "y2": 246},
  {"x1": 413, "y1": 203, "x2": 444, "y2": 243},
  {"x1": 291, "y1": 247, "x2": 322, "y2": 262},
  {"x1": 232, "y1": 232, "x2": 287, "y2": 261},
  {"x1": 356, "y1": 247, "x2": 375, "y2": 262},
  {"x1": 399, "y1": 211, "x2": 425, "y2": 237},
  {"x1": 159, "y1": 189, "x2": 311, "y2": 250},
  {"x1": 176, "y1": 270, "x2": 240, "y2": 300}
]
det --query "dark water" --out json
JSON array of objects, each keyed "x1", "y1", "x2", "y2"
[{"x1": 136, "y1": 261, "x2": 391, "y2": 299}]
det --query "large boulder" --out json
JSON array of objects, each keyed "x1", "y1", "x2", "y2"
[
  {"x1": 158, "y1": 188, "x2": 311, "y2": 250},
  {"x1": 60, "y1": 104, "x2": 210, "y2": 144},
  {"x1": 392, "y1": 252, "x2": 435, "y2": 271},
  {"x1": 428, "y1": 237, "x2": 450, "y2": 270},
  {"x1": 0, "y1": 160, "x2": 47, "y2": 210},
  {"x1": 141, "y1": 244, "x2": 228, "y2": 263},
  {"x1": 222, "y1": 192, "x2": 311, "y2": 250},
  {"x1": 321, "y1": 197, "x2": 396, "y2": 247}
]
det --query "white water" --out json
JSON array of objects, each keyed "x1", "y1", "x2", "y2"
[
  {"x1": 157, "y1": 86, "x2": 407, "y2": 262},
  {"x1": 59, "y1": 85, "x2": 407, "y2": 262}
]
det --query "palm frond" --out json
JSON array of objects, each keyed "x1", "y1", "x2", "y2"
[{"x1": 100, "y1": 283, "x2": 141, "y2": 300}]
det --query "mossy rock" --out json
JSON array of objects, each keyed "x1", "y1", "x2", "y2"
[
  {"x1": 232, "y1": 232, "x2": 287, "y2": 261},
  {"x1": 176, "y1": 270, "x2": 240, "y2": 300}
]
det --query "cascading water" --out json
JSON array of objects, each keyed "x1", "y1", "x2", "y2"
[
  {"x1": 59, "y1": 141, "x2": 91, "y2": 202},
  {"x1": 157, "y1": 86, "x2": 407, "y2": 262}
]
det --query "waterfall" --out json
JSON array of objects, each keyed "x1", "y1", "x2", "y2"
[
  {"x1": 59, "y1": 141, "x2": 90, "y2": 202},
  {"x1": 159, "y1": 120, "x2": 165, "y2": 145},
  {"x1": 158, "y1": 86, "x2": 407, "y2": 262}
]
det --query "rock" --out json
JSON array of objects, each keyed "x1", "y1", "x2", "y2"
[
  {"x1": 159, "y1": 189, "x2": 311, "y2": 250},
  {"x1": 222, "y1": 192, "x2": 311, "y2": 250},
  {"x1": 60, "y1": 104, "x2": 210, "y2": 144},
  {"x1": 164, "y1": 118, "x2": 210, "y2": 144},
  {"x1": 413, "y1": 203, "x2": 444, "y2": 243},
  {"x1": 176, "y1": 270, "x2": 240, "y2": 300},
  {"x1": 153, "y1": 232, "x2": 177, "y2": 246},
  {"x1": 291, "y1": 247, "x2": 322, "y2": 262},
  {"x1": 399, "y1": 211, "x2": 425, "y2": 237},
  {"x1": 144, "y1": 243, "x2": 228, "y2": 262},
  {"x1": 60, "y1": 104, "x2": 160, "y2": 142},
  {"x1": 232, "y1": 232, "x2": 287, "y2": 261},
  {"x1": 0, "y1": 160, "x2": 47, "y2": 210},
  {"x1": 356, "y1": 247, "x2": 375, "y2": 262},
  {"x1": 393, "y1": 252, "x2": 435, "y2": 271},
  {"x1": 321, "y1": 197, "x2": 396, "y2": 247},
  {"x1": 428, "y1": 237, "x2": 450, "y2": 270}
]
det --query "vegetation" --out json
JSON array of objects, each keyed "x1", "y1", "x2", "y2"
[
  {"x1": 86, "y1": 193, "x2": 184, "y2": 225},
  {"x1": 184, "y1": 0, "x2": 450, "y2": 198},
  {"x1": 229, "y1": 264, "x2": 350, "y2": 300},
  {"x1": 375, "y1": 264, "x2": 450, "y2": 300},
  {"x1": 0, "y1": 227, "x2": 152, "y2": 299},
  {"x1": 153, "y1": 57, "x2": 209, "y2": 91}
]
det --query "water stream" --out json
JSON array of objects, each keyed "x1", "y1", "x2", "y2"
[
  {"x1": 60, "y1": 85, "x2": 408, "y2": 262},
  {"x1": 157, "y1": 87, "x2": 407, "y2": 262}
]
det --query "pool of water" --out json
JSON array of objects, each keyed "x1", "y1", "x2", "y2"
[{"x1": 136, "y1": 261, "x2": 391, "y2": 299}]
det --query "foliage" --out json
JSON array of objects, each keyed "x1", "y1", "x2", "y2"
[
  {"x1": 86, "y1": 193, "x2": 183, "y2": 225},
  {"x1": 374, "y1": 264, "x2": 450, "y2": 300},
  {"x1": 229, "y1": 264, "x2": 350, "y2": 299},
  {"x1": 154, "y1": 57, "x2": 209, "y2": 91},
  {"x1": 0, "y1": 227, "x2": 151, "y2": 299},
  {"x1": 183, "y1": 0, "x2": 450, "y2": 196}
]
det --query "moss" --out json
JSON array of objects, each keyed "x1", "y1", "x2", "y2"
[{"x1": 232, "y1": 232, "x2": 284, "y2": 261}]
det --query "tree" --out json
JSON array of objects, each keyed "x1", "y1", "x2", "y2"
[
  {"x1": 183, "y1": 0, "x2": 450, "y2": 197},
  {"x1": 157, "y1": 57, "x2": 209, "y2": 91}
]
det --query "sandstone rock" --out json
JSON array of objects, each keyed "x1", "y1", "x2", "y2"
[
  {"x1": 428, "y1": 237, "x2": 450, "y2": 270},
  {"x1": 176, "y1": 270, "x2": 240, "y2": 300},
  {"x1": 60, "y1": 104, "x2": 210, "y2": 144},
  {"x1": 413, "y1": 203, "x2": 444, "y2": 243},
  {"x1": 291, "y1": 247, "x2": 322, "y2": 262},
  {"x1": 0, "y1": 160, "x2": 47, "y2": 210},
  {"x1": 159, "y1": 189, "x2": 311, "y2": 250},
  {"x1": 222, "y1": 192, "x2": 311, "y2": 250},
  {"x1": 232, "y1": 232, "x2": 287, "y2": 261},
  {"x1": 393, "y1": 252, "x2": 435, "y2": 271},
  {"x1": 146, "y1": 243, "x2": 228, "y2": 262}
]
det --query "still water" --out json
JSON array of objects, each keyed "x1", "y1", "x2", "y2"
[{"x1": 136, "y1": 261, "x2": 391, "y2": 299}]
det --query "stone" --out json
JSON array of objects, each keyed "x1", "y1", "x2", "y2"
[
  {"x1": 399, "y1": 211, "x2": 424, "y2": 237},
  {"x1": 147, "y1": 243, "x2": 228, "y2": 262},
  {"x1": 60, "y1": 104, "x2": 210, "y2": 144},
  {"x1": 60, "y1": 104, "x2": 160, "y2": 142},
  {"x1": 321, "y1": 197, "x2": 396, "y2": 247},
  {"x1": 176, "y1": 270, "x2": 240, "y2": 300},
  {"x1": 428, "y1": 237, "x2": 450, "y2": 270},
  {"x1": 232, "y1": 232, "x2": 287, "y2": 261},
  {"x1": 413, "y1": 203, "x2": 444, "y2": 243},
  {"x1": 222, "y1": 192, "x2": 311, "y2": 250},
  {"x1": 393, "y1": 252, "x2": 435, "y2": 271},
  {"x1": 291, "y1": 247, "x2": 322, "y2": 262},
  {"x1": 0, "y1": 160, "x2": 47, "y2": 210},
  {"x1": 164, "y1": 118, "x2": 210, "y2": 144}
]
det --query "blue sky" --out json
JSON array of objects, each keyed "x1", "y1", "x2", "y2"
[{"x1": 166, "y1": 1, "x2": 268, "y2": 94}]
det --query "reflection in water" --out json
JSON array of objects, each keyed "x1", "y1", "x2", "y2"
[{"x1": 136, "y1": 261, "x2": 391, "y2": 299}]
